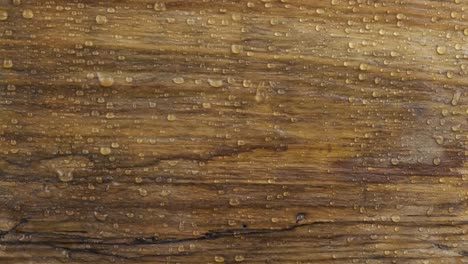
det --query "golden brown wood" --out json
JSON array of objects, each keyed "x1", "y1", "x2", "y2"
[{"x1": 0, "y1": 0, "x2": 467, "y2": 263}]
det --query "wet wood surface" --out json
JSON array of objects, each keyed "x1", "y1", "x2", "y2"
[{"x1": 0, "y1": 0, "x2": 467, "y2": 263}]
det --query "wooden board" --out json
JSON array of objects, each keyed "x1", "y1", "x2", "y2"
[{"x1": 0, "y1": 0, "x2": 466, "y2": 263}]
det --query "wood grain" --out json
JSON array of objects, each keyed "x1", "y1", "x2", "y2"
[{"x1": 0, "y1": 0, "x2": 467, "y2": 263}]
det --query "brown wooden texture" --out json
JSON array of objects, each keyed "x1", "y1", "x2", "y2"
[{"x1": 0, "y1": 0, "x2": 467, "y2": 263}]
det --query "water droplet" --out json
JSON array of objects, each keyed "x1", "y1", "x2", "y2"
[
  {"x1": 172, "y1": 77, "x2": 185, "y2": 84},
  {"x1": 97, "y1": 73, "x2": 114, "y2": 87},
  {"x1": 160, "y1": 189, "x2": 171, "y2": 197},
  {"x1": 134, "y1": 176, "x2": 143, "y2": 183},
  {"x1": 154, "y1": 3, "x2": 166, "y2": 11},
  {"x1": 426, "y1": 206, "x2": 434, "y2": 216},
  {"x1": 231, "y1": 44, "x2": 242, "y2": 54},
  {"x1": 436, "y1": 46, "x2": 446, "y2": 55},
  {"x1": 94, "y1": 211, "x2": 108, "y2": 222},
  {"x1": 234, "y1": 255, "x2": 245, "y2": 262},
  {"x1": 359, "y1": 63, "x2": 369, "y2": 71},
  {"x1": 451, "y1": 90, "x2": 461, "y2": 106},
  {"x1": 3, "y1": 59, "x2": 13, "y2": 69},
  {"x1": 214, "y1": 256, "x2": 225, "y2": 263},
  {"x1": 255, "y1": 87, "x2": 266, "y2": 103},
  {"x1": 100, "y1": 147, "x2": 112, "y2": 155},
  {"x1": 208, "y1": 79, "x2": 223, "y2": 88},
  {"x1": 390, "y1": 215, "x2": 401, "y2": 223},
  {"x1": 138, "y1": 188, "x2": 148, "y2": 197},
  {"x1": 22, "y1": 9, "x2": 33, "y2": 19},
  {"x1": 96, "y1": 15, "x2": 108, "y2": 25},
  {"x1": 396, "y1": 13, "x2": 405, "y2": 20},
  {"x1": 56, "y1": 169, "x2": 73, "y2": 182},
  {"x1": 433, "y1": 135, "x2": 444, "y2": 145},
  {"x1": 296, "y1": 212, "x2": 306, "y2": 222},
  {"x1": 167, "y1": 114, "x2": 176, "y2": 121},
  {"x1": 0, "y1": 10, "x2": 8, "y2": 21},
  {"x1": 229, "y1": 198, "x2": 240, "y2": 206}
]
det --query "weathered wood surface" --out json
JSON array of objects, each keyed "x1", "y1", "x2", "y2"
[{"x1": 0, "y1": 0, "x2": 467, "y2": 263}]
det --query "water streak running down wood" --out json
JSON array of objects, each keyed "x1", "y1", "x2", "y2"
[{"x1": 0, "y1": 0, "x2": 467, "y2": 263}]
